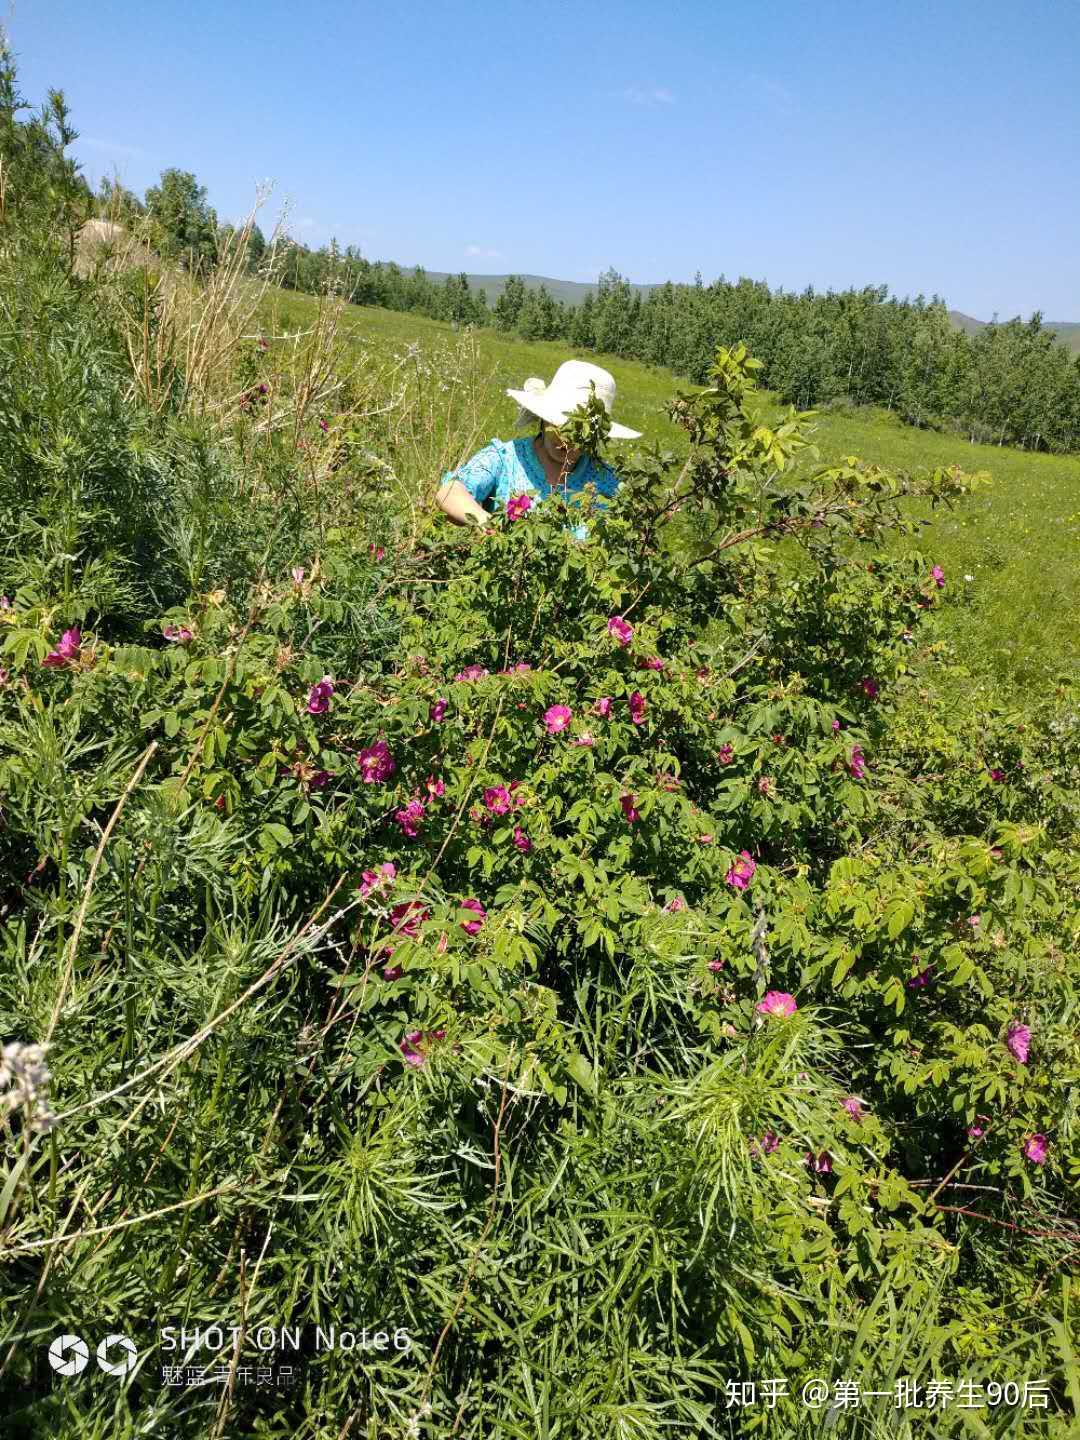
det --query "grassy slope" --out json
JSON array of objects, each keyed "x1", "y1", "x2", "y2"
[{"x1": 267, "y1": 291, "x2": 1080, "y2": 695}]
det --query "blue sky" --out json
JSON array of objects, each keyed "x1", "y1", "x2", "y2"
[{"x1": 5, "y1": 0, "x2": 1078, "y2": 319}]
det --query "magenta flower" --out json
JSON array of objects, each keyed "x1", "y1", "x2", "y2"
[
  {"x1": 749, "y1": 1131, "x2": 780, "y2": 1158},
  {"x1": 460, "y1": 898, "x2": 486, "y2": 935},
  {"x1": 569, "y1": 732, "x2": 596, "y2": 747},
  {"x1": 628, "y1": 691, "x2": 647, "y2": 725},
  {"x1": 484, "y1": 785, "x2": 512, "y2": 815},
  {"x1": 318, "y1": 418, "x2": 329, "y2": 433},
  {"x1": 430, "y1": 697, "x2": 448, "y2": 723},
  {"x1": 1005, "y1": 1023, "x2": 1031, "y2": 1064},
  {"x1": 308, "y1": 768, "x2": 332, "y2": 789},
  {"x1": 544, "y1": 704, "x2": 573, "y2": 734},
  {"x1": 907, "y1": 962, "x2": 934, "y2": 989},
  {"x1": 41, "y1": 627, "x2": 81, "y2": 668},
  {"x1": 931, "y1": 565, "x2": 946, "y2": 589},
  {"x1": 842, "y1": 1096, "x2": 864, "y2": 1123},
  {"x1": 805, "y1": 1151, "x2": 832, "y2": 1174},
  {"x1": 593, "y1": 697, "x2": 612, "y2": 718},
  {"x1": 989, "y1": 768, "x2": 1006, "y2": 783},
  {"x1": 717, "y1": 744, "x2": 734, "y2": 764},
  {"x1": 756, "y1": 990, "x2": 797, "y2": 1018},
  {"x1": 388, "y1": 901, "x2": 429, "y2": 938},
  {"x1": 860, "y1": 678, "x2": 879, "y2": 699},
  {"x1": 357, "y1": 739, "x2": 396, "y2": 783},
  {"x1": 848, "y1": 745, "x2": 867, "y2": 780},
  {"x1": 967, "y1": 914, "x2": 981, "y2": 929},
  {"x1": 642, "y1": 656, "x2": 666, "y2": 671},
  {"x1": 664, "y1": 896, "x2": 686, "y2": 913},
  {"x1": 162, "y1": 624, "x2": 193, "y2": 643},
  {"x1": 707, "y1": 958, "x2": 725, "y2": 971},
  {"x1": 394, "y1": 798, "x2": 426, "y2": 838},
  {"x1": 620, "y1": 793, "x2": 640, "y2": 825},
  {"x1": 358, "y1": 861, "x2": 397, "y2": 897},
  {"x1": 512, "y1": 825, "x2": 532, "y2": 854},
  {"x1": 370, "y1": 544, "x2": 385, "y2": 561},
  {"x1": 401, "y1": 1031, "x2": 426, "y2": 1068},
  {"x1": 424, "y1": 775, "x2": 445, "y2": 799},
  {"x1": 1022, "y1": 1134, "x2": 1049, "y2": 1165},
  {"x1": 306, "y1": 676, "x2": 335, "y2": 714},
  {"x1": 507, "y1": 494, "x2": 532, "y2": 520},
  {"x1": 967, "y1": 1115, "x2": 990, "y2": 1141},
  {"x1": 725, "y1": 851, "x2": 757, "y2": 891},
  {"x1": 0, "y1": 595, "x2": 10, "y2": 608},
  {"x1": 382, "y1": 964, "x2": 403, "y2": 981},
  {"x1": 607, "y1": 616, "x2": 633, "y2": 646},
  {"x1": 454, "y1": 664, "x2": 489, "y2": 682}
]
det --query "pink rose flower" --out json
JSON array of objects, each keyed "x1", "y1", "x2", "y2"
[
  {"x1": 717, "y1": 744, "x2": 734, "y2": 764},
  {"x1": 1005, "y1": 1023, "x2": 1030, "y2": 1064},
  {"x1": 756, "y1": 990, "x2": 797, "y2": 1018},
  {"x1": 544, "y1": 704, "x2": 572, "y2": 734},
  {"x1": 306, "y1": 676, "x2": 335, "y2": 714},
  {"x1": 805, "y1": 1151, "x2": 832, "y2": 1174},
  {"x1": 454, "y1": 664, "x2": 489, "y2": 682},
  {"x1": 628, "y1": 691, "x2": 646, "y2": 725},
  {"x1": 664, "y1": 896, "x2": 686, "y2": 913},
  {"x1": 394, "y1": 798, "x2": 426, "y2": 837},
  {"x1": 430, "y1": 697, "x2": 448, "y2": 723},
  {"x1": 512, "y1": 825, "x2": 532, "y2": 854},
  {"x1": 357, "y1": 739, "x2": 396, "y2": 783},
  {"x1": 641, "y1": 657, "x2": 665, "y2": 671},
  {"x1": 620, "y1": 793, "x2": 640, "y2": 824},
  {"x1": 569, "y1": 732, "x2": 596, "y2": 747},
  {"x1": 388, "y1": 901, "x2": 429, "y2": 938},
  {"x1": 607, "y1": 616, "x2": 633, "y2": 646},
  {"x1": 460, "y1": 898, "x2": 486, "y2": 935},
  {"x1": 848, "y1": 746, "x2": 867, "y2": 780},
  {"x1": 163, "y1": 624, "x2": 193, "y2": 643},
  {"x1": 989, "y1": 768, "x2": 1006, "y2": 782},
  {"x1": 931, "y1": 565, "x2": 946, "y2": 588},
  {"x1": 484, "y1": 786, "x2": 512, "y2": 815},
  {"x1": 41, "y1": 627, "x2": 81, "y2": 667},
  {"x1": 860, "y1": 678, "x2": 879, "y2": 699},
  {"x1": 725, "y1": 851, "x2": 756, "y2": 890},
  {"x1": 1022, "y1": 1134, "x2": 1048, "y2": 1165},
  {"x1": 842, "y1": 1096, "x2": 864, "y2": 1123},
  {"x1": 967, "y1": 1115, "x2": 990, "y2": 1141},
  {"x1": 358, "y1": 861, "x2": 397, "y2": 897},
  {"x1": 593, "y1": 697, "x2": 612, "y2": 718},
  {"x1": 507, "y1": 494, "x2": 532, "y2": 520},
  {"x1": 425, "y1": 775, "x2": 445, "y2": 799}
]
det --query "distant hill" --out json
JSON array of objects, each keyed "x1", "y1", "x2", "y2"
[{"x1": 399, "y1": 267, "x2": 1080, "y2": 354}]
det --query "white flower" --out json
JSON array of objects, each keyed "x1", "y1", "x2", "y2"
[{"x1": 964, "y1": 574, "x2": 974, "y2": 582}]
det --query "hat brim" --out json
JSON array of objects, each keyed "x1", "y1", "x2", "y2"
[{"x1": 505, "y1": 388, "x2": 641, "y2": 440}]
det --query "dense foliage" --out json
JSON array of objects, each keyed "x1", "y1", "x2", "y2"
[{"x1": 1, "y1": 46, "x2": 1078, "y2": 1440}]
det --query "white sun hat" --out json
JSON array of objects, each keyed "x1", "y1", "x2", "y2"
[{"x1": 506, "y1": 360, "x2": 641, "y2": 439}]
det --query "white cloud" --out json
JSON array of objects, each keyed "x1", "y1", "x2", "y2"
[
  {"x1": 621, "y1": 86, "x2": 676, "y2": 107},
  {"x1": 465, "y1": 244, "x2": 504, "y2": 260}
]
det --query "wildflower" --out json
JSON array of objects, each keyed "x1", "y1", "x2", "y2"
[
  {"x1": 989, "y1": 767, "x2": 1006, "y2": 782},
  {"x1": 370, "y1": 544, "x2": 385, "y2": 561},
  {"x1": 696, "y1": 833, "x2": 714, "y2": 845},
  {"x1": 717, "y1": 743, "x2": 734, "y2": 764},
  {"x1": 607, "y1": 616, "x2": 633, "y2": 646},
  {"x1": 756, "y1": 991, "x2": 797, "y2": 1018},
  {"x1": 860, "y1": 678, "x2": 879, "y2": 699},
  {"x1": 382, "y1": 964, "x2": 403, "y2": 981},
  {"x1": 0, "y1": 1041, "x2": 56, "y2": 1134},
  {"x1": 967, "y1": 1115, "x2": 990, "y2": 1141},
  {"x1": 0, "y1": 668, "x2": 8, "y2": 685},
  {"x1": 907, "y1": 959, "x2": 934, "y2": 989},
  {"x1": 394, "y1": 798, "x2": 426, "y2": 838},
  {"x1": 707, "y1": 958, "x2": 725, "y2": 971},
  {"x1": 757, "y1": 776, "x2": 775, "y2": 796},
  {"x1": 357, "y1": 739, "x2": 396, "y2": 783},
  {"x1": 400, "y1": 1031, "x2": 426, "y2": 1068},
  {"x1": 749, "y1": 1131, "x2": 780, "y2": 1158},
  {"x1": 543, "y1": 704, "x2": 573, "y2": 734},
  {"x1": 0, "y1": 595, "x2": 9, "y2": 608},
  {"x1": 569, "y1": 732, "x2": 596, "y2": 747},
  {"x1": 388, "y1": 901, "x2": 429, "y2": 938},
  {"x1": 657, "y1": 772, "x2": 680, "y2": 791},
  {"x1": 1005, "y1": 1023, "x2": 1030, "y2": 1064},
  {"x1": 848, "y1": 745, "x2": 867, "y2": 780},
  {"x1": 805, "y1": 1151, "x2": 832, "y2": 1174},
  {"x1": 931, "y1": 565, "x2": 945, "y2": 588},
  {"x1": 641, "y1": 656, "x2": 666, "y2": 671},
  {"x1": 967, "y1": 914, "x2": 981, "y2": 929},
  {"x1": 620, "y1": 793, "x2": 640, "y2": 824},
  {"x1": 41, "y1": 627, "x2": 81, "y2": 667},
  {"x1": 506, "y1": 494, "x2": 532, "y2": 520},
  {"x1": 318, "y1": 418, "x2": 329, "y2": 433},
  {"x1": 423, "y1": 775, "x2": 445, "y2": 800},
  {"x1": 454, "y1": 664, "x2": 489, "y2": 682},
  {"x1": 664, "y1": 896, "x2": 686, "y2": 913},
  {"x1": 257, "y1": 338, "x2": 268, "y2": 351},
  {"x1": 430, "y1": 697, "x2": 448, "y2": 723},
  {"x1": 512, "y1": 825, "x2": 532, "y2": 854},
  {"x1": 725, "y1": 851, "x2": 757, "y2": 891},
  {"x1": 842, "y1": 1096, "x2": 864, "y2": 1123},
  {"x1": 832, "y1": 718, "x2": 841, "y2": 732},
  {"x1": 459, "y1": 898, "x2": 486, "y2": 935},
  {"x1": 593, "y1": 697, "x2": 612, "y2": 718},
  {"x1": 359, "y1": 862, "x2": 397, "y2": 898},
  {"x1": 484, "y1": 786, "x2": 512, "y2": 815},
  {"x1": 291, "y1": 566, "x2": 306, "y2": 585},
  {"x1": 1022, "y1": 1134, "x2": 1048, "y2": 1165},
  {"x1": 258, "y1": 383, "x2": 269, "y2": 396},
  {"x1": 628, "y1": 691, "x2": 646, "y2": 725},
  {"x1": 162, "y1": 624, "x2": 193, "y2": 643},
  {"x1": 306, "y1": 676, "x2": 335, "y2": 714},
  {"x1": 508, "y1": 780, "x2": 526, "y2": 807}
]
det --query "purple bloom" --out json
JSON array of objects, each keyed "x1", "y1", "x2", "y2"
[
  {"x1": 41, "y1": 627, "x2": 81, "y2": 668},
  {"x1": 484, "y1": 786, "x2": 512, "y2": 816},
  {"x1": 544, "y1": 704, "x2": 573, "y2": 734},
  {"x1": 162, "y1": 624, "x2": 193, "y2": 644},
  {"x1": 507, "y1": 494, "x2": 532, "y2": 520},
  {"x1": 308, "y1": 769, "x2": 332, "y2": 789},
  {"x1": 989, "y1": 768, "x2": 1006, "y2": 783},
  {"x1": 628, "y1": 691, "x2": 647, "y2": 725},
  {"x1": 725, "y1": 851, "x2": 756, "y2": 891},
  {"x1": 832, "y1": 718, "x2": 841, "y2": 732},
  {"x1": 306, "y1": 676, "x2": 335, "y2": 714},
  {"x1": 318, "y1": 418, "x2": 329, "y2": 433},
  {"x1": 357, "y1": 739, "x2": 396, "y2": 783},
  {"x1": 642, "y1": 656, "x2": 666, "y2": 671},
  {"x1": 1005, "y1": 1023, "x2": 1030, "y2": 1064},
  {"x1": 842, "y1": 1096, "x2": 865, "y2": 1123},
  {"x1": 749, "y1": 1131, "x2": 780, "y2": 1158},
  {"x1": 460, "y1": 898, "x2": 486, "y2": 935},
  {"x1": 425, "y1": 775, "x2": 445, "y2": 799},
  {"x1": 1022, "y1": 1134, "x2": 1048, "y2": 1165},
  {"x1": 848, "y1": 745, "x2": 867, "y2": 780},
  {"x1": 717, "y1": 743, "x2": 734, "y2": 764},
  {"x1": 756, "y1": 990, "x2": 797, "y2": 1018},
  {"x1": 907, "y1": 960, "x2": 934, "y2": 989},
  {"x1": 664, "y1": 896, "x2": 686, "y2": 913},
  {"x1": 291, "y1": 566, "x2": 306, "y2": 585},
  {"x1": 430, "y1": 697, "x2": 448, "y2": 723},
  {"x1": 860, "y1": 678, "x2": 879, "y2": 699},
  {"x1": 593, "y1": 697, "x2": 612, "y2": 718},
  {"x1": 359, "y1": 861, "x2": 397, "y2": 897},
  {"x1": 512, "y1": 825, "x2": 532, "y2": 854},
  {"x1": 455, "y1": 664, "x2": 489, "y2": 682},
  {"x1": 967, "y1": 1115, "x2": 990, "y2": 1141},
  {"x1": 805, "y1": 1151, "x2": 832, "y2": 1174},
  {"x1": 931, "y1": 565, "x2": 945, "y2": 589},
  {"x1": 607, "y1": 616, "x2": 633, "y2": 646},
  {"x1": 394, "y1": 798, "x2": 426, "y2": 838},
  {"x1": 620, "y1": 793, "x2": 640, "y2": 825}
]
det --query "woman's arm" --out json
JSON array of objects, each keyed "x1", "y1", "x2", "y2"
[{"x1": 436, "y1": 479, "x2": 492, "y2": 527}]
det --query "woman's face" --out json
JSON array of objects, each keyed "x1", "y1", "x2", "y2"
[{"x1": 540, "y1": 423, "x2": 582, "y2": 469}]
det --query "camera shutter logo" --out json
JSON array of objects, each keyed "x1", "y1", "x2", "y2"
[
  {"x1": 48, "y1": 1334, "x2": 89, "y2": 1376},
  {"x1": 96, "y1": 1334, "x2": 138, "y2": 1376}
]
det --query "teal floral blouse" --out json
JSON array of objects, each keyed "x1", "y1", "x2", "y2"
[{"x1": 439, "y1": 437, "x2": 620, "y2": 540}]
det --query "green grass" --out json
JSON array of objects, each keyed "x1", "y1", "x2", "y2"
[{"x1": 265, "y1": 291, "x2": 1080, "y2": 697}]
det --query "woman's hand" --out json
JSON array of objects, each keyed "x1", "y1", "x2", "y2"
[{"x1": 436, "y1": 480, "x2": 493, "y2": 528}]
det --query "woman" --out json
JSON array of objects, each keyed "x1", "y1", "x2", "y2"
[{"x1": 436, "y1": 360, "x2": 640, "y2": 539}]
